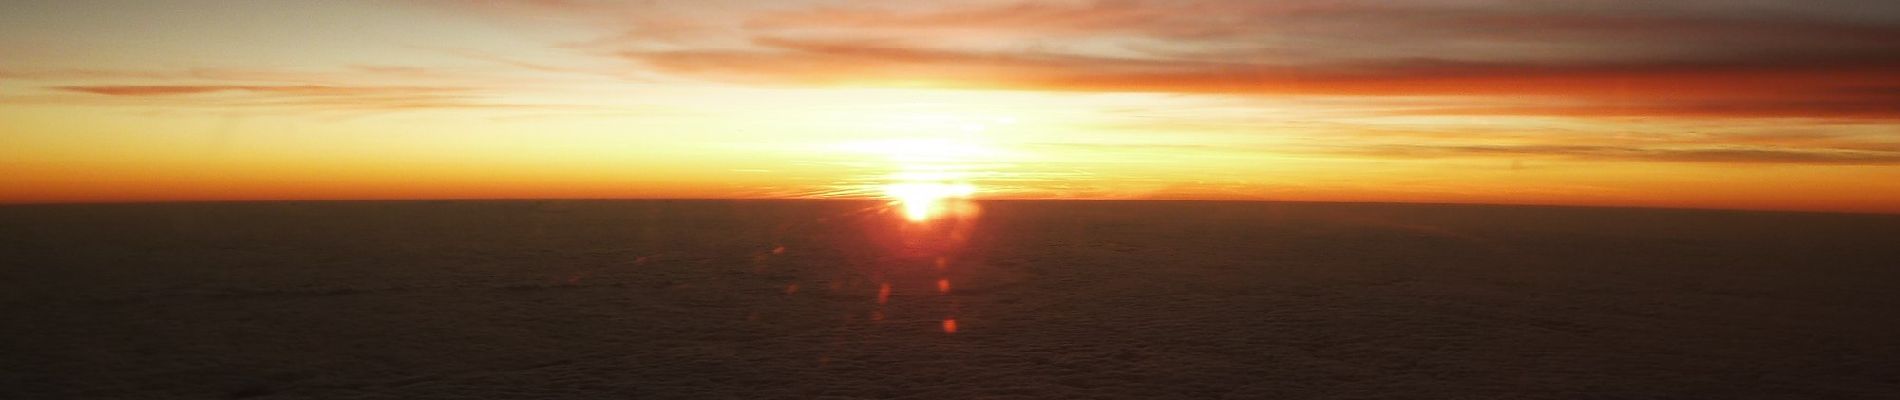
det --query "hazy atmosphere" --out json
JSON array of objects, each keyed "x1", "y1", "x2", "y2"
[{"x1": 5, "y1": 0, "x2": 1900, "y2": 212}]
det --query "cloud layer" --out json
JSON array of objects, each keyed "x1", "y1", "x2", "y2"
[{"x1": 486, "y1": 1, "x2": 1897, "y2": 116}]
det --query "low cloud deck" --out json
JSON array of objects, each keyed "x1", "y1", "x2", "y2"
[{"x1": 3, "y1": 200, "x2": 1897, "y2": 398}]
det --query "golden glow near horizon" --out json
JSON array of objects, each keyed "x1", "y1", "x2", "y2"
[
  {"x1": 3, "y1": 1, "x2": 1899, "y2": 213},
  {"x1": 885, "y1": 182, "x2": 977, "y2": 221},
  {"x1": 830, "y1": 112, "x2": 1003, "y2": 220}
]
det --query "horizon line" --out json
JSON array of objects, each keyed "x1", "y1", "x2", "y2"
[{"x1": 4, "y1": 197, "x2": 1894, "y2": 217}]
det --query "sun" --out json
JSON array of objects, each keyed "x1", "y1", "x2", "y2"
[
  {"x1": 884, "y1": 182, "x2": 975, "y2": 222},
  {"x1": 822, "y1": 112, "x2": 1016, "y2": 221}
]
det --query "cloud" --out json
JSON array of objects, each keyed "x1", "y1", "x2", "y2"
[
  {"x1": 53, "y1": 86, "x2": 232, "y2": 96},
  {"x1": 741, "y1": 0, "x2": 1900, "y2": 52},
  {"x1": 9, "y1": 63, "x2": 633, "y2": 114},
  {"x1": 742, "y1": 1, "x2": 1182, "y2": 36},
  {"x1": 1033, "y1": 141, "x2": 1900, "y2": 165},
  {"x1": 27, "y1": 1, "x2": 1900, "y2": 120},
  {"x1": 619, "y1": 35, "x2": 1900, "y2": 119},
  {"x1": 35, "y1": 84, "x2": 556, "y2": 112},
  {"x1": 1336, "y1": 144, "x2": 1900, "y2": 165},
  {"x1": 1400, "y1": 97, "x2": 1900, "y2": 120},
  {"x1": 538, "y1": 0, "x2": 1899, "y2": 119},
  {"x1": 1030, "y1": 126, "x2": 1900, "y2": 165},
  {"x1": 52, "y1": 85, "x2": 460, "y2": 97}
]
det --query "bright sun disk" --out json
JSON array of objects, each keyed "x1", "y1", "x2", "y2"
[{"x1": 884, "y1": 182, "x2": 975, "y2": 221}]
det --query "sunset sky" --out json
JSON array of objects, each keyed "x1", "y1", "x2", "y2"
[{"x1": 4, "y1": 0, "x2": 1899, "y2": 212}]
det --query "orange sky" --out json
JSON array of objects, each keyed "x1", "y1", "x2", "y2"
[{"x1": 3, "y1": 0, "x2": 1899, "y2": 213}]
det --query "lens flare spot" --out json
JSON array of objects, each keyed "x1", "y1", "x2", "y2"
[
  {"x1": 937, "y1": 279, "x2": 951, "y2": 294},
  {"x1": 942, "y1": 319, "x2": 958, "y2": 334},
  {"x1": 877, "y1": 283, "x2": 892, "y2": 304}
]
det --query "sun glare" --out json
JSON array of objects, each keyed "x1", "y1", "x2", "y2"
[
  {"x1": 884, "y1": 182, "x2": 975, "y2": 221},
  {"x1": 825, "y1": 112, "x2": 1013, "y2": 222}
]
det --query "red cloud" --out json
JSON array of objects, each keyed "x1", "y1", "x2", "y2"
[
  {"x1": 52, "y1": 85, "x2": 461, "y2": 97},
  {"x1": 623, "y1": 35, "x2": 1900, "y2": 119}
]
